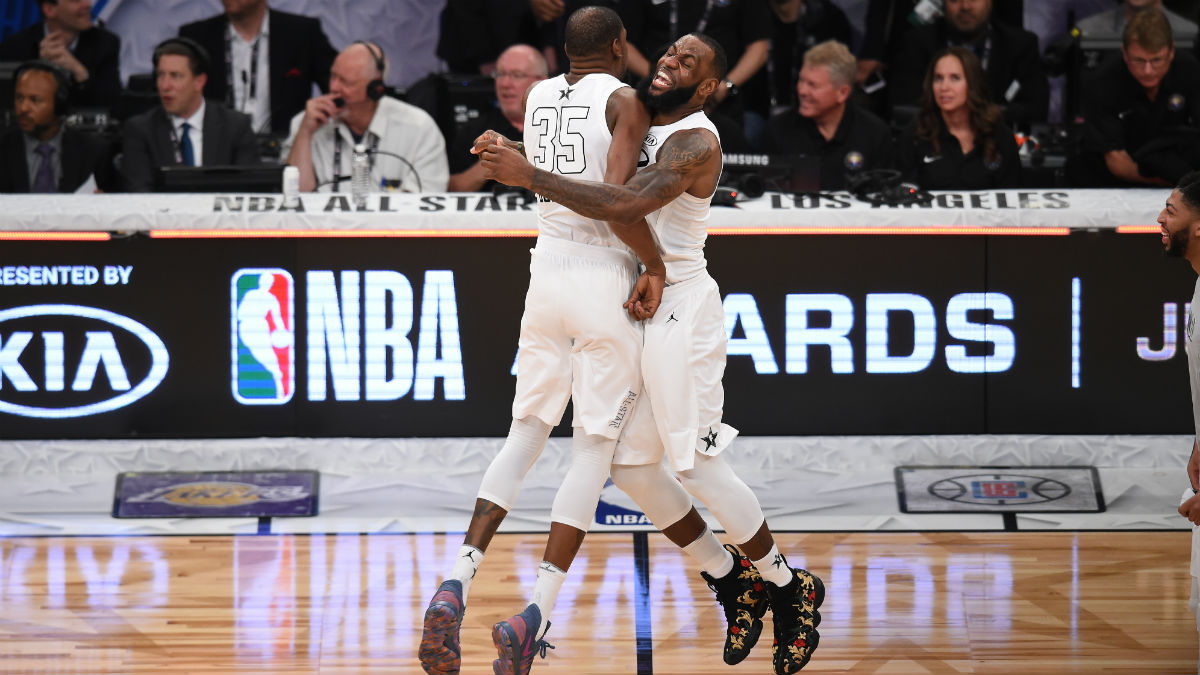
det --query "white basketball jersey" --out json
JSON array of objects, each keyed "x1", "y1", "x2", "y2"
[
  {"x1": 640, "y1": 111, "x2": 721, "y2": 283},
  {"x1": 524, "y1": 73, "x2": 631, "y2": 251}
]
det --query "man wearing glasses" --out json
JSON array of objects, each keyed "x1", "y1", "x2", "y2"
[
  {"x1": 447, "y1": 44, "x2": 548, "y2": 192},
  {"x1": 1074, "y1": 8, "x2": 1200, "y2": 186}
]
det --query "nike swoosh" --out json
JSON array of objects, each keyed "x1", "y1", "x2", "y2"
[{"x1": 923, "y1": 155, "x2": 939, "y2": 164}]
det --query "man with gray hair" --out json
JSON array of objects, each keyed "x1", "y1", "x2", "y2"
[
  {"x1": 448, "y1": 44, "x2": 547, "y2": 192},
  {"x1": 283, "y1": 41, "x2": 448, "y2": 193},
  {"x1": 762, "y1": 39, "x2": 894, "y2": 191}
]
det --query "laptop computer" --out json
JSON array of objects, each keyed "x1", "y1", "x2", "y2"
[{"x1": 154, "y1": 164, "x2": 285, "y2": 193}]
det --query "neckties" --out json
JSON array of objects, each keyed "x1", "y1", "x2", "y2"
[
  {"x1": 32, "y1": 143, "x2": 56, "y2": 193},
  {"x1": 179, "y1": 122, "x2": 195, "y2": 166}
]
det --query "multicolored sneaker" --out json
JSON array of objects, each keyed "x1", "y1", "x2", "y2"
[
  {"x1": 419, "y1": 579, "x2": 466, "y2": 675},
  {"x1": 491, "y1": 604, "x2": 554, "y2": 675},
  {"x1": 699, "y1": 544, "x2": 770, "y2": 665},
  {"x1": 766, "y1": 566, "x2": 825, "y2": 674}
]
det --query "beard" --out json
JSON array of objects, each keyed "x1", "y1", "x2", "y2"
[
  {"x1": 636, "y1": 75, "x2": 700, "y2": 113},
  {"x1": 1167, "y1": 227, "x2": 1190, "y2": 257}
]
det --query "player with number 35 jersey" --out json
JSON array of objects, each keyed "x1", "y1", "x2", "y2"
[{"x1": 419, "y1": 8, "x2": 665, "y2": 675}]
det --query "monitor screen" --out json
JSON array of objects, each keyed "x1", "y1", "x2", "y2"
[
  {"x1": 155, "y1": 164, "x2": 285, "y2": 193},
  {"x1": 722, "y1": 153, "x2": 821, "y2": 194}
]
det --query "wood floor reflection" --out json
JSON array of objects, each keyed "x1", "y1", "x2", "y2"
[{"x1": 0, "y1": 531, "x2": 1192, "y2": 674}]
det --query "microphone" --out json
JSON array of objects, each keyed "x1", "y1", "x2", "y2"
[
  {"x1": 332, "y1": 97, "x2": 345, "y2": 108},
  {"x1": 364, "y1": 148, "x2": 422, "y2": 193}
]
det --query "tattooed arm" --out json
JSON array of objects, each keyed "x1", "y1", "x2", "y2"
[
  {"x1": 603, "y1": 87, "x2": 664, "y2": 319},
  {"x1": 481, "y1": 127, "x2": 721, "y2": 225}
]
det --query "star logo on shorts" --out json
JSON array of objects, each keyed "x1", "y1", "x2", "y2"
[
  {"x1": 702, "y1": 427, "x2": 718, "y2": 450},
  {"x1": 559, "y1": 86, "x2": 574, "y2": 100},
  {"x1": 666, "y1": 312, "x2": 679, "y2": 323}
]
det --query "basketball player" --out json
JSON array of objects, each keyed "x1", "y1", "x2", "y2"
[
  {"x1": 418, "y1": 8, "x2": 664, "y2": 675},
  {"x1": 481, "y1": 34, "x2": 823, "y2": 675},
  {"x1": 1162, "y1": 171, "x2": 1200, "y2": 673}
]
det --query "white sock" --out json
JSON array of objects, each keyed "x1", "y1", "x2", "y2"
[
  {"x1": 530, "y1": 560, "x2": 567, "y2": 638},
  {"x1": 684, "y1": 529, "x2": 734, "y2": 578},
  {"x1": 752, "y1": 544, "x2": 794, "y2": 587},
  {"x1": 450, "y1": 545, "x2": 483, "y2": 603}
]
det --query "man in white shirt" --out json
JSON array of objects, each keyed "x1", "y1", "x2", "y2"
[
  {"x1": 120, "y1": 37, "x2": 259, "y2": 192},
  {"x1": 283, "y1": 41, "x2": 449, "y2": 193}
]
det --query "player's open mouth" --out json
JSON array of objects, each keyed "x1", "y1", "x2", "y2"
[{"x1": 652, "y1": 68, "x2": 672, "y2": 90}]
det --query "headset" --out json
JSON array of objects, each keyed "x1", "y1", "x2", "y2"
[
  {"x1": 353, "y1": 40, "x2": 388, "y2": 101},
  {"x1": 153, "y1": 36, "x2": 212, "y2": 77},
  {"x1": 13, "y1": 59, "x2": 71, "y2": 117}
]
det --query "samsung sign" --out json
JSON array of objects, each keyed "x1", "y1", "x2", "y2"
[{"x1": 0, "y1": 305, "x2": 169, "y2": 418}]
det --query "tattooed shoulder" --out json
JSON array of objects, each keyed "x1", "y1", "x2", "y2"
[{"x1": 659, "y1": 129, "x2": 718, "y2": 171}]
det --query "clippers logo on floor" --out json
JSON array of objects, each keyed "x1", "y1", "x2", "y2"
[
  {"x1": 231, "y1": 269, "x2": 294, "y2": 404},
  {"x1": 928, "y1": 473, "x2": 1072, "y2": 506},
  {"x1": 971, "y1": 480, "x2": 1027, "y2": 500}
]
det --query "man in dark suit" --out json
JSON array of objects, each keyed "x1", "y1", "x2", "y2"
[
  {"x1": 0, "y1": 60, "x2": 111, "y2": 192},
  {"x1": 891, "y1": 0, "x2": 1049, "y2": 127},
  {"x1": 179, "y1": 0, "x2": 337, "y2": 135},
  {"x1": 0, "y1": 0, "x2": 121, "y2": 108},
  {"x1": 120, "y1": 38, "x2": 260, "y2": 192}
]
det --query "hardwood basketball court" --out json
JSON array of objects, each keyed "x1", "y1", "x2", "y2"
[{"x1": 0, "y1": 530, "x2": 1191, "y2": 674}]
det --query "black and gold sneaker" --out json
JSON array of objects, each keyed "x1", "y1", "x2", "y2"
[
  {"x1": 699, "y1": 544, "x2": 770, "y2": 665},
  {"x1": 766, "y1": 564, "x2": 825, "y2": 674}
]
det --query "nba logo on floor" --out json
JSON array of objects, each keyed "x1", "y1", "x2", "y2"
[{"x1": 231, "y1": 268, "x2": 295, "y2": 404}]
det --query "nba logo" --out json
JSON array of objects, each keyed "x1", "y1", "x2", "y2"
[{"x1": 231, "y1": 268, "x2": 295, "y2": 404}]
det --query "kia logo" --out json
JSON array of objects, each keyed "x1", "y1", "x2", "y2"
[{"x1": 0, "y1": 305, "x2": 169, "y2": 418}]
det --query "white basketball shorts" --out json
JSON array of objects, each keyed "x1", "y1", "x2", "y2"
[
  {"x1": 511, "y1": 236, "x2": 642, "y2": 440},
  {"x1": 615, "y1": 271, "x2": 738, "y2": 471}
]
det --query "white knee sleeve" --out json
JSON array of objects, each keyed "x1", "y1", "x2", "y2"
[
  {"x1": 550, "y1": 428, "x2": 617, "y2": 531},
  {"x1": 610, "y1": 461, "x2": 694, "y2": 530},
  {"x1": 677, "y1": 452, "x2": 764, "y2": 545},
  {"x1": 476, "y1": 416, "x2": 552, "y2": 510}
]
